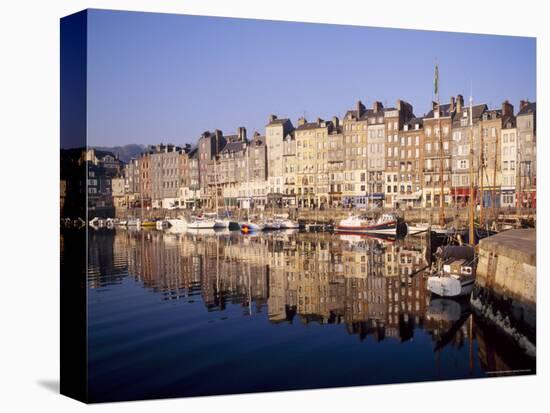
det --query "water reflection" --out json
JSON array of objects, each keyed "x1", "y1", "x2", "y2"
[{"x1": 81, "y1": 229, "x2": 534, "y2": 402}]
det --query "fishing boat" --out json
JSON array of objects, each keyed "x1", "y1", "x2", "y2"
[
  {"x1": 187, "y1": 216, "x2": 216, "y2": 229},
  {"x1": 427, "y1": 245, "x2": 476, "y2": 297},
  {"x1": 335, "y1": 213, "x2": 406, "y2": 235}
]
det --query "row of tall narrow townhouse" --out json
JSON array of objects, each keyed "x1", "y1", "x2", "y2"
[{"x1": 122, "y1": 97, "x2": 535, "y2": 212}]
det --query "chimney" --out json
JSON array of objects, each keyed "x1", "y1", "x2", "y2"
[
  {"x1": 332, "y1": 116, "x2": 339, "y2": 128},
  {"x1": 356, "y1": 100, "x2": 365, "y2": 118},
  {"x1": 237, "y1": 126, "x2": 247, "y2": 141},
  {"x1": 373, "y1": 101, "x2": 383, "y2": 113},
  {"x1": 298, "y1": 117, "x2": 307, "y2": 126},
  {"x1": 502, "y1": 100, "x2": 514, "y2": 117},
  {"x1": 520, "y1": 100, "x2": 528, "y2": 110},
  {"x1": 268, "y1": 114, "x2": 277, "y2": 123},
  {"x1": 450, "y1": 96, "x2": 455, "y2": 113},
  {"x1": 456, "y1": 95, "x2": 464, "y2": 113}
]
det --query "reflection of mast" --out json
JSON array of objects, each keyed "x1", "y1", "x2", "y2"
[
  {"x1": 468, "y1": 314, "x2": 474, "y2": 376},
  {"x1": 247, "y1": 260, "x2": 252, "y2": 315}
]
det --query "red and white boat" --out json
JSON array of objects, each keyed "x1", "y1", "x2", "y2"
[{"x1": 335, "y1": 213, "x2": 405, "y2": 235}]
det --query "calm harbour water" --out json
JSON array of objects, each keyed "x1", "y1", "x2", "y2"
[{"x1": 73, "y1": 228, "x2": 534, "y2": 402}]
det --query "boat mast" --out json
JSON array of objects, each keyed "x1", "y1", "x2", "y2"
[
  {"x1": 492, "y1": 122, "x2": 499, "y2": 222},
  {"x1": 517, "y1": 129, "x2": 522, "y2": 219},
  {"x1": 246, "y1": 142, "x2": 250, "y2": 222},
  {"x1": 436, "y1": 64, "x2": 445, "y2": 227},
  {"x1": 479, "y1": 119, "x2": 485, "y2": 225},
  {"x1": 213, "y1": 156, "x2": 219, "y2": 215},
  {"x1": 468, "y1": 95, "x2": 475, "y2": 245}
]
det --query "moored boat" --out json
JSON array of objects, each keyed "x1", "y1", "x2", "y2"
[
  {"x1": 167, "y1": 217, "x2": 187, "y2": 229},
  {"x1": 187, "y1": 216, "x2": 216, "y2": 229},
  {"x1": 336, "y1": 213, "x2": 405, "y2": 235},
  {"x1": 427, "y1": 245, "x2": 476, "y2": 297},
  {"x1": 240, "y1": 222, "x2": 265, "y2": 233}
]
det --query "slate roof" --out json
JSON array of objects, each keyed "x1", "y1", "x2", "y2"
[
  {"x1": 220, "y1": 140, "x2": 246, "y2": 154},
  {"x1": 451, "y1": 103, "x2": 487, "y2": 125},
  {"x1": 517, "y1": 101, "x2": 536, "y2": 116},
  {"x1": 344, "y1": 108, "x2": 375, "y2": 121},
  {"x1": 425, "y1": 103, "x2": 452, "y2": 118},
  {"x1": 267, "y1": 117, "x2": 291, "y2": 126}
]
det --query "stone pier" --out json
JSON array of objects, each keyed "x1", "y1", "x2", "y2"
[{"x1": 471, "y1": 229, "x2": 536, "y2": 357}]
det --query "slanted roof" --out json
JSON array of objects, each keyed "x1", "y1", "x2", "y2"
[
  {"x1": 517, "y1": 102, "x2": 536, "y2": 116},
  {"x1": 266, "y1": 117, "x2": 290, "y2": 126},
  {"x1": 344, "y1": 108, "x2": 374, "y2": 121},
  {"x1": 502, "y1": 115, "x2": 516, "y2": 129},
  {"x1": 425, "y1": 103, "x2": 452, "y2": 118},
  {"x1": 452, "y1": 103, "x2": 487, "y2": 125},
  {"x1": 220, "y1": 140, "x2": 246, "y2": 154}
]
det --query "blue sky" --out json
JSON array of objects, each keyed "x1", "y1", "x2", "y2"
[{"x1": 86, "y1": 9, "x2": 536, "y2": 147}]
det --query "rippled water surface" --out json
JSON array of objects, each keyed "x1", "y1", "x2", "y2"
[{"x1": 72, "y1": 228, "x2": 535, "y2": 402}]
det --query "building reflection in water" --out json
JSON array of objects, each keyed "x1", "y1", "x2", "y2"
[{"x1": 85, "y1": 228, "x2": 534, "y2": 373}]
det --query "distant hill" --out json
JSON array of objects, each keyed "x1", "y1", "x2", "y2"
[{"x1": 92, "y1": 144, "x2": 146, "y2": 163}]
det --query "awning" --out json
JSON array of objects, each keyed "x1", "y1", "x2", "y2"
[
  {"x1": 396, "y1": 191, "x2": 422, "y2": 201},
  {"x1": 365, "y1": 193, "x2": 385, "y2": 200}
]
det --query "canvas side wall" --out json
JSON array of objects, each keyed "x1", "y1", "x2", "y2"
[{"x1": 60, "y1": 9, "x2": 88, "y2": 403}]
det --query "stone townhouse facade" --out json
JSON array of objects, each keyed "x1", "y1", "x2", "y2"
[
  {"x1": 383, "y1": 100, "x2": 414, "y2": 208},
  {"x1": 327, "y1": 124, "x2": 344, "y2": 207},
  {"x1": 295, "y1": 117, "x2": 334, "y2": 208},
  {"x1": 282, "y1": 131, "x2": 297, "y2": 207},
  {"x1": 450, "y1": 96, "x2": 486, "y2": 207},
  {"x1": 215, "y1": 131, "x2": 247, "y2": 207},
  {"x1": 342, "y1": 101, "x2": 370, "y2": 208},
  {"x1": 500, "y1": 112, "x2": 517, "y2": 207},
  {"x1": 139, "y1": 151, "x2": 152, "y2": 207},
  {"x1": 422, "y1": 100, "x2": 453, "y2": 208},
  {"x1": 395, "y1": 117, "x2": 424, "y2": 208},
  {"x1": 479, "y1": 108, "x2": 503, "y2": 209},
  {"x1": 516, "y1": 100, "x2": 536, "y2": 209},
  {"x1": 150, "y1": 144, "x2": 183, "y2": 209},
  {"x1": 198, "y1": 129, "x2": 225, "y2": 205},
  {"x1": 366, "y1": 102, "x2": 386, "y2": 207},
  {"x1": 265, "y1": 115, "x2": 295, "y2": 198}
]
